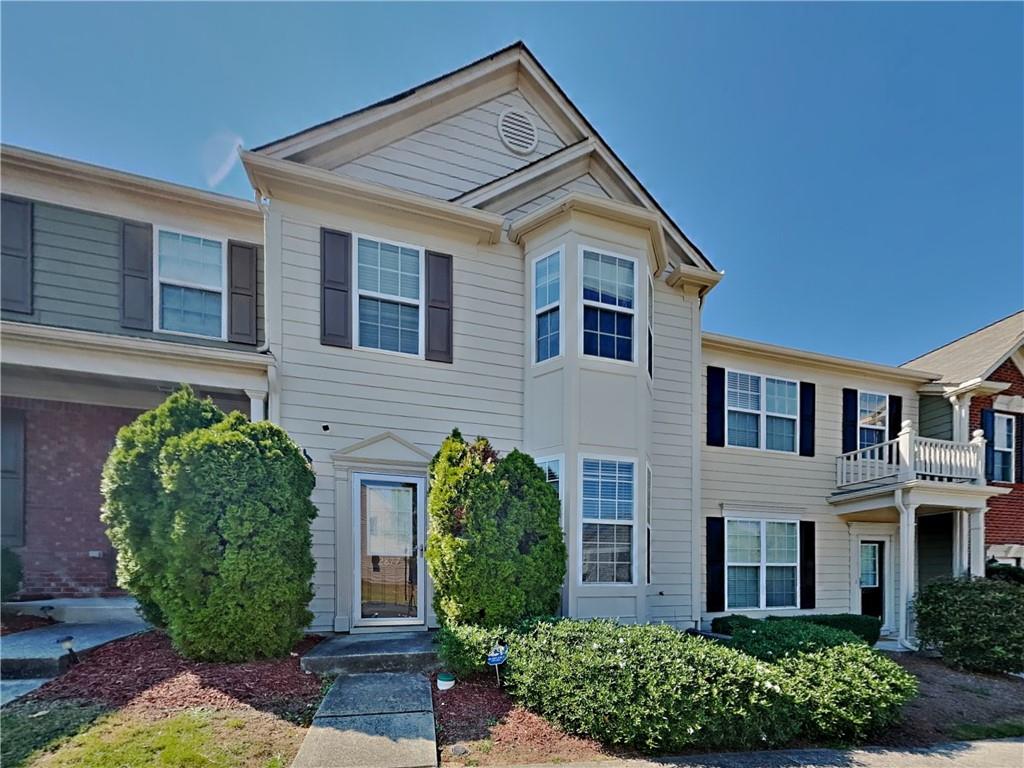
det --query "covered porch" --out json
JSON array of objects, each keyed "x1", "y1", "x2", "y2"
[{"x1": 830, "y1": 420, "x2": 1010, "y2": 647}]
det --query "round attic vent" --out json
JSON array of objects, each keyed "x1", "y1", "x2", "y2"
[{"x1": 497, "y1": 108, "x2": 538, "y2": 155}]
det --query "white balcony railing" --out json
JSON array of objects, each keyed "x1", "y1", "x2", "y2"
[{"x1": 835, "y1": 421, "x2": 986, "y2": 489}]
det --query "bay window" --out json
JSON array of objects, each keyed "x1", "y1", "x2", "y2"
[
  {"x1": 581, "y1": 248, "x2": 635, "y2": 363},
  {"x1": 581, "y1": 458, "x2": 634, "y2": 584},
  {"x1": 726, "y1": 518, "x2": 799, "y2": 609},
  {"x1": 156, "y1": 229, "x2": 225, "y2": 339},
  {"x1": 533, "y1": 249, "x2": 561, "y2": 363},
  {"x1": 356, "y1": 236, "x2": 422, "y2": 356}
]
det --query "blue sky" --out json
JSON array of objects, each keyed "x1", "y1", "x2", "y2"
[{"x1": 3, "y1": 2, "x2": 1021, "y2": 365}]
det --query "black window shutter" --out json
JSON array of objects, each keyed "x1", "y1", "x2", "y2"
[
  {"x1": 841, "y1": 388, "x2": 858, "y2": 453},
  {"x1": 425, "y1": 250, "x2": 453, "y2": 363},
  {"x1": 981, "y1": 408, "x2": 995, "y2": 481},
  {"x1": 799, "y1": 520, "x2": 815, "y2": 609},
  {"x1": 121, "y1": 220, "x2": 153, "y2": 330},
  {"x1": 1, "y1": 409, "x2": 26, "y2": 547},
  {"x1": 707, "y1": 366, "x2": 726, "y2": 447},
  {"x1": 1, "y1": 197, "x2": 33, "y2": 314},
  {"x1": 227, "y1": 241, "x2": 258, "y2": 345},
  {"x1": 888, "y1": 395, "x2": 903, "y2": 440},
  {"x1": 799, "y1": 381, "x2": 816, "y2": 457},
  {"x1": 706, "y1": 517, "x2": 725, "y2": 613},
  {"x1": 321, "y1": 229, "x2": 352, "y2": 348}
]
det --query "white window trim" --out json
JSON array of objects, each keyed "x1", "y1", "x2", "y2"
[
  {"x1": 152, "y1": 226, "x2": 228, "y2": 341},
  {"x1": 530, "y1": 246, "x2": 565, "y2": 366},
  {"x1": 858, "y1": 389, "x2": 889, "y2": 448},
  {"x1": 646, "y1": 272, "x2": 654, "y2": 380},
  {"x1": 577, "y1": 244, "x2": 638, "y2": 367},
  {"x1": 351, "y1": 233, "x2": 426, "y2": 359},
  {"x1": 993, "y1": 413, "x2": 1016, "y2": 483},
  {"x1": 724, "y1": 369, "x2": 800, "y2": 453},
  {"x1": 577, "y1": 454, "x2": 637, "y2": 587},
  {"x1": 724, "y1": 517, "x2": 801, "y2": 611},
  {"x1": 645, "y1": 462, "x2": 653, "y2": 585}
]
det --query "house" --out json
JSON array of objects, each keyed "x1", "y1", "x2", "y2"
[
  {"x1": 0, "y1": 43, "x2": 1016, "y2": 649},
  {"x1": 905, "y1": 311, "x2": 1024, "y2": 567}
]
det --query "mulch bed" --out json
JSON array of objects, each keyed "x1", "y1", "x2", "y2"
[
  {"x1": 432, "y1": 674, "x2": 608, "y2": 765},
  {"x1": 0, "y1": 611, "x2": 56, "y2": 636},
  {"x1": 871, "y1": 652, "x2": 1024, "y2": 747},
  {"x1": 27, "y1": 630, "x2": 324, "y2": 716}
]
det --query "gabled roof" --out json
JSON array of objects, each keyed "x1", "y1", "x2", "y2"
[
  {"x1": 902, "y1": 310, "x2": 1024, "y2": 385},
  {"x1": 251, "y1": 42, "x2": 717, "y2": 274}
]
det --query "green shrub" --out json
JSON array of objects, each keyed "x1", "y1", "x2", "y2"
[
  {"x1": 155, "y1": 415, "x2": 316, "y2": 660},
  {"x1": 766, "y1": 613, "x2": 883, "y2": 644},
  {"x1": 730, "y1": 619, "x2": 863, "y2": 661},
  {"x1": 101, "y1": 385, "x2": 224, "y2": 625},
  {"x1": 915, "y1": 577, "x2": 1024, "y2": 672},
  {"x1": 987, "y1": 560, "x2": 1024, "y2": 585},
  {"x1": 1, "y1": 547, "x2": 22, "y2": 601},
  {"x1": 709, "y1": 614, "x2": 759, "y2": 635},
  {"x1": 426, "y1": 430, "x2": 566, "y2": 628},
  {"x1": 507, "y1": 619, "x2": 800, "y2": 752},
  {"x1": 437, "y1": 622, "x2": 510, "y2": 677},
  {"x1": 781, "y1": 644, "x2": 918, "y2": 742}
]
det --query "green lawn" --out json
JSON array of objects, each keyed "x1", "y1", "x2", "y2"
[
  {"x1": 1, "y1": 700, "x2": 305, "y2": 768},
  {"x1": 949, "y1": 717, "x2": 1024, "y2": 741}
]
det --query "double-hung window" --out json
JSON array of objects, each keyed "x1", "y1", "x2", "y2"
[
  {"x1": 858, "y1": 392, "x2": 887, "y2": 448},
  {"x1": 726, "y1": 519, "x2": 799, "y2": 609},
  {"x1": 581, "y1": 248, "x2": 635, "y2": 363},
  {"x1": 533, "y1": 250, "x2": 561, "y2": 363},
  {"x1": 993, "y1": 414, "x2": 1016, "y2": 483},
  {"x1": 581, "y1": 458, "x2": 634, "y2": 584},
  {"x1": 725, "y1": 371, "x2": 798, "y2": 452},
  {"x1": 356, "y1": 236, "x2": 422, "y2": 356},
  {"x1": 156, "y1": 229, "x2": 225, "y2": 339}
]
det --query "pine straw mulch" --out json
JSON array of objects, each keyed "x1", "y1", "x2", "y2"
[
  {"x1": 26, "y1": 630, "x2": 325, "y2": 721},
  {"x1": 1, "y1": 611, "x2": 57, "y2": 636},
  {"x1": 431, "y1": 673, "x2": 611, "y2": 765}
]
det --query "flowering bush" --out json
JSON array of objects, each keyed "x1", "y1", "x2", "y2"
[{"x1": 507, "y1": 619, "x2": 800, "y2": 751}]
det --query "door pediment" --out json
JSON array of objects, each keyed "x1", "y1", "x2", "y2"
[{"x1": 331, "y1": 431, "x2": 433, "y2": 469}]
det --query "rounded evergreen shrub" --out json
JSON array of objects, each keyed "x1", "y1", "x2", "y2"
[
  {"x1": 101, "y1": 385, "x2": 224, "y2": 625},
  {"x1": 1, "y1": 547, "x2": 22, "y2": 601},
  {"x1": 426, "y1": 430, "x2": 566, "y2": 628},
  {"x1": 781, "y1": 644, "x2": 918, "y2": 742},
  {"x1": 765, "y1": 614, "x2": 882, "y2": 645},
  {"x1": 156, "y1": 415, "x2": 316, "y2": 660},
  {"x1": 915, "y1": 577, "x2": 1024, "y2": 672},
  {"x1": 507, "y1": 619, "x2": 800, "y2": 752},
  {"x1": 709, "y1": 614, "x2": 759, "y2": 635},
  {"x1": 730, "y1": 619, "x2": 863, "y2": 661},
  {"x1": 437, "y1": 622, "x2": 510, "y2": 678}
]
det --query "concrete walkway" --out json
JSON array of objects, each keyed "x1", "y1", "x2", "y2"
[
  {"x1": 291, "y1": 672, "x2": 436, "y2": 768},
  {"x1": 515, "y1": 737, "x2": 1024, "y2": 768}
]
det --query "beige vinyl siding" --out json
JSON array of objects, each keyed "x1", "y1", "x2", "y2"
[
  {"x1": 504, "y1": 174, "x2": 610, "y2": 222},
  {"x1": 333, "y1": 90, "x2": 565, "y2": 200},
  {"x1": 646, "y1": 281, "x2": 696, "y2": 626},
  {"x1": 699, "y1": 348, "x2": 920, "y2": 622},
  {"x1": 274, "y1": 211, "x2": 524, "y2": 630}
]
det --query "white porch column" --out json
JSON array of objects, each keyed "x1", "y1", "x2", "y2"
[
  {"x1": 969, "y1": 508, "x2": 987, "y2": 577},
  {"x1": 949, "y1": 394, "x2": 973, "y2": 443},
  {"x1": 245, "y1": 389, "x2": 267, "y2": 422},
  {"x1": 898, "y1": 500, "x2": 918, "y2": 646},
  {"x1": 955, "y1": 509, "x2": 971, "y2": 576}
]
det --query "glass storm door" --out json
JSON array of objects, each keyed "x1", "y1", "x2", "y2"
[
  {"x1": 354, "y1": 474, "x2": 424, "y2": 626},
  {"x1": 859, "y1": 541, "x2": 884, "y2": 621}
]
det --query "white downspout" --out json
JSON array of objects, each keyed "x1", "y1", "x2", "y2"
[
  {"x1": 256, "y1": 195, "x2": 271, "y2": 354},
  {"x1": 894, "y1": 488, "x2": 918, "y2": 650}
]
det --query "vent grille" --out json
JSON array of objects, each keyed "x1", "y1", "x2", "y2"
[{"x1": 497, "y1": 109, "x2": 538, "y2": 155}]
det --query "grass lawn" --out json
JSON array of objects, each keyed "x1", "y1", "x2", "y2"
[{"x1": 1, "y1": 631, "x2": 326, "y2": 768}]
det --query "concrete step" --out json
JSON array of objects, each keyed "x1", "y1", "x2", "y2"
[
  {"x1": 301, "y1": 631, "x2": 439, "y2": 676},
  {"x1": 4, "y1": 597, "x2": 141, "y2": 624},
  {"x1": 1, "y1": 620, "x2": 147, "y2": 679}
]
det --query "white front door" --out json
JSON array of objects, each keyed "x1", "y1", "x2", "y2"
[{"x1": 352, "y1": 472, "x2": 426, "y2": 627}]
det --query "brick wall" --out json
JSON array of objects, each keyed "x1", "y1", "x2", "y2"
[
  {"x1": 2, "y1": 397, "x2": 141, "y2": 597},
  {"x1": 969, "y1": 358, "x2": 1024, "y2": 546}
]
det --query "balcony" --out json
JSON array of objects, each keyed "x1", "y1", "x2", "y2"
[{"x1": 835, "y1": 421, "x2": 985, "y2": 490}]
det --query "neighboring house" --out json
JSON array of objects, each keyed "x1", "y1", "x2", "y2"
[
  {"x1": 0, "y1": 147, "x2": 271, "y2": 597},
  {"x1": 0, "y1": 43, "x2": 1014, "y2": 649},
  {"x1": 905, "y1": 311, "x2": 1024, "y2": 567}
]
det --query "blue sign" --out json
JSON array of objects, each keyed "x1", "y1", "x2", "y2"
[{"x1": 486, "y1": 643, "x2": 508, "y2": 666}]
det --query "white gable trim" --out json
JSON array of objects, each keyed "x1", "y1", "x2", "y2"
[{"x1": 331, "y1": 431, "x2": 433, "y2": 468}]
